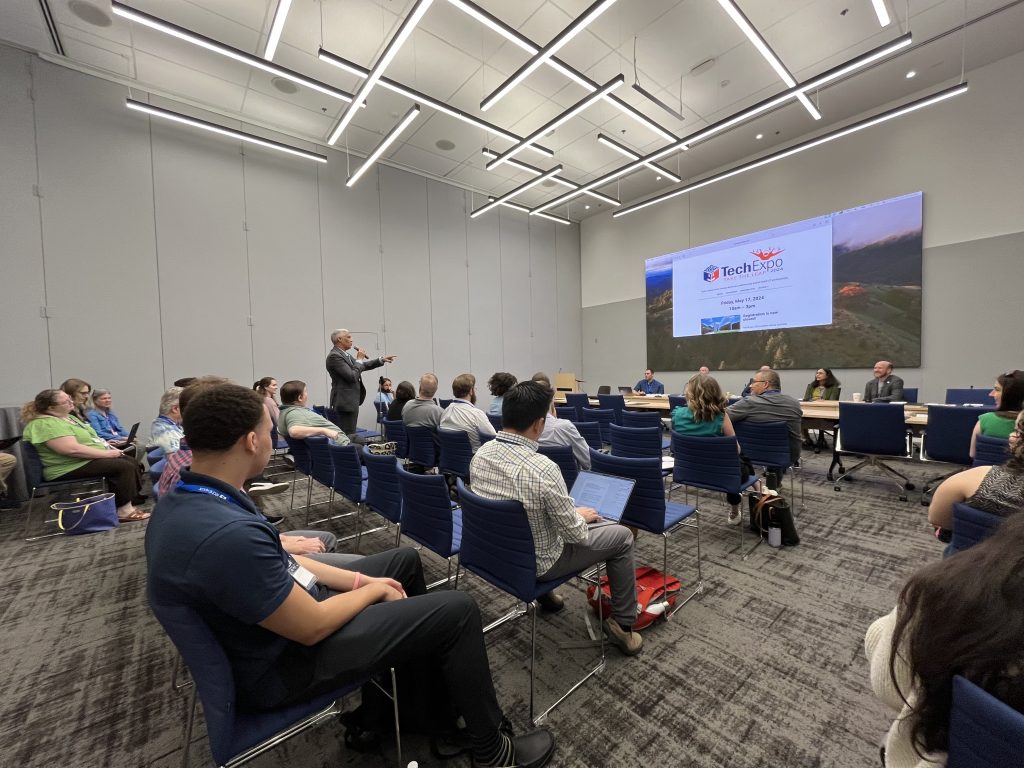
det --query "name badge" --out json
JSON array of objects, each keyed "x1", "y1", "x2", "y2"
[{"x1": 287, "y1": 560, "x2": 318, "y2": 592}]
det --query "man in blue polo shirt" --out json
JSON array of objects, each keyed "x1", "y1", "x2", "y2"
[
  {"x1": 146, "y1": 383, "x2": 554, "y2": 768},
  {"x1": 633, "y1": 369, "x2": 665, "y2": 395}
]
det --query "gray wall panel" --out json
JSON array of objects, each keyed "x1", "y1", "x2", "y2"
[
  {"x1": 466, "y1": 213, "x2": 504, "y2": 410},
  {"x1": 529, "y1": 219, "x2": 558, "y2": 380},
  {"x1": 498, "y1": 210, "x2": 532, "y2": 373}
]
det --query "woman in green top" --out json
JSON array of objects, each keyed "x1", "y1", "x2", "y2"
[
  {"x1": 802, "y1": 368, "x2": 841, "y2": 451},
  {"x1": 671, "y1": 374, "x2": 744, "y2": 524},
  {"x1": 21, "y1": 389, "x2": 148, "y2": 521},
  {"x1": 969, "y1": 370, "x2": 1024, "y2": 458}
]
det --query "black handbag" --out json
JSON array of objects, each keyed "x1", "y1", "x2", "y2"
[{"x1": 748, "y1": 493, "x2": 800, "y2": 546}]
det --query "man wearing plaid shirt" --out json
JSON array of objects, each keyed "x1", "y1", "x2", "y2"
[{"x1": 470, "y1": 382, "x2": 642, "y2": 656}]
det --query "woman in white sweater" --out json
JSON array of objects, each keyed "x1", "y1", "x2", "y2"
[{"x1": 865, "y1": 512, "x2": 1024, "y2": 767}]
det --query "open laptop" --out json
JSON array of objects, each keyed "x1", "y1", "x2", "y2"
[
  {"x1": 114, "y1": 422, "x2": 140, "y2": 446},
  {"x1": 618, "y1": 386, "x2": 634, "y2": 395},
  {"x1": 569, "y1": 471, "x2": 636, "y2": 523}
]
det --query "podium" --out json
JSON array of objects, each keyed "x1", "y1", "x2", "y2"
[{"x1": 555, "y1": 372, "x2": 580, "y2": 393}]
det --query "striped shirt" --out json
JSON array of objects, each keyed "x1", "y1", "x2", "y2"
[{"x1": 469, "y1": 431, "x2": 587, "y2": 575}]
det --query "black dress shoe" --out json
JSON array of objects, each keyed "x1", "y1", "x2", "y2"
[
  {"x1": 536, "y1": 591, "x2": 564, "y2": 612},
  {"x1": 507, "y1": 729, "x2": 556, "y2": 768}
]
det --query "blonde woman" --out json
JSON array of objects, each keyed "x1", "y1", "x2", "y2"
[{"x1": 671, "y1": 374, "x2": 744, "y2": 524}]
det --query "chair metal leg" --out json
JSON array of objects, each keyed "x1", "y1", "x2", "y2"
[
  {"x1": 390, "y1": 667, "x2": 402, "y2": 768},
  {"x1": 288, "y1": 468, "x2": 299, "y2": 511},
  {"x1": 180, "y1": 681, "x2": 198, "y2": 768},
  {"x1": 834, "y1": 455, "x2": 912, "y2": 499}
]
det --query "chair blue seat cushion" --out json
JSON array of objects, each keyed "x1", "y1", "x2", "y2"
[{"x1": 663, "y1": 501, "x2": 697, "y2": 529}]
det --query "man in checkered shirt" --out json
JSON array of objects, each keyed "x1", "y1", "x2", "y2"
[{"x1": 470, "y1": 382, "x2": 642, "y2": 656}]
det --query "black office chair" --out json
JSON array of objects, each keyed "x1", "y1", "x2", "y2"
[
  {"x1": 833, "y1": 403, "x2": 914, "y2": 500},
  {"x1": 920, "y1": 405, "x2": 992, "y2": 504}
]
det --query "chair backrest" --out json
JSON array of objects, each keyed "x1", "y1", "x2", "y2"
[
  {"x1": 947, "y1": 675, "x2": 1024, "y2": 768},
  {"x1": 948, "y1": 502, "x2": 1004, "y2": 556},
  {"x1": 973, "y1": 435, "x2": 1010, "y2": 467},
  {"x1": 328, "y1": 442, "x2": 365, "y2": 504},
  {"x1": 405, "y1": 425, "x2": 439, "y2": 468},
  {"x1": 597, "y1": 385, "x2": 612, "y2": 395},
  {"x1": 486, "y1": 412, "x2": 503, "y2": 432},
  {"x1": 395, "y1": 464, "x2": 457, "y2": 557},
  {"x1": 362, "y1": 448, "x2": 402, "y2": 524},
  {"x1": 589, "y1": 451, "x2": 666, "y2": 533},
  {"x1": 733, "y1": 420, "x2": 792, "y2": 469},
  {"x1": 580, "y1": 407, "x2": 615, "y2": 444},
  {"x1": 438, "y1": 398, "x2": 453, "y2": 410},
  {"x1": 575, "y1": 421, "x2": 603, "y2": 451},
  {"x1": 609, "y1": 424, "x2": 663, "y2": 459},
  {"x1": 554, "y1": 406, "x2": 578, "y2": 422},
  {"x1": 565, "y1": 393, "x2": 590, "y2": 413},
  {"x1": 374, "y1": 401, "x2": 388, "y2": 423},
  {"x1": 381, "y1": 418, "x2": 408, "y2": 459},
  {"x1": 304, "y1": 436, "x2": 335, "y2": 487},
  {"x1": 149, "y1": 458, "x2": 166, "y2": 486},
  {"x1": 671, "y1": 432, "x2": 744, "y2": 494},
  {"x1": 668, "y1": 395, "x2": 687, "y2": 412},
  {"x1": 437, "y1": 428, "x2": 473, "y2": 480},
  {"x1": 20, "y1": 441, "x2": 46, "y2": 491},
  {"x1": 621, "y1": 410, "x2": 662, "y2": 429},
  {"x1": 146, "y1": 446, "x2": 165, "y2": 467},
  {"x1": 837, "y1": 402, "x2": 909, "y2": 456},
  {"x1": 457, "y1": 480, "x2": 537, "y2": 602},
  {"x1": 902, "y1": 387, "x2": 919, "y2": 403},
  {"x1": 925, "y1": 406, "x2": 992, "y2": 465},
  {"x1": 537, "y1": 444, "x2": 579, "y2": 490},
  {"x1": 945, "y1": 388, "x2": 996, "y2": 406},
  {"x1": 283, "y1": 436, "x2": 313, "y2": 474},
  {"x1": 596, "y1": 394, "x2": 625, "y2": 423}
]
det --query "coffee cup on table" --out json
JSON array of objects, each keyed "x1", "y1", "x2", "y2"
[{"x1": 852, "y1": 392, "x2": 863, "y2": 402}]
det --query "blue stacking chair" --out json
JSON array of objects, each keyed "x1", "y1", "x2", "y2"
[
  {"x1": 608, "y1": 425, "x2": 670, "y2": 478},
  {"x1": 395, "y1": 464, "x2": 461, "y2": 589},
  {"x1": 597, "y1": 394, "x2": 626, "y2": 424},
  {"x1": 947, "y1": 675, "x2": 1024, "y2": 768},
  {"x1": 555, "y1": 406, "x2": 578, "y2": 422},
  {"x1": 590, "y1": 451, "x2": 701, "y2": 617},
  {"x1": 670, "y1": 433, "x2": 758, "y2": 554},
  {"x1": 733, "y1": 421, "x2": 804, "y2": 510},
  {"x1": 283, "y1": 435, "x2": 314, "y2": 512},
  {"x1": 833, "y1": 403, "x2": 914, "y2": 500},
  {"x1": 146, "y1": 446, "x2": 165, "y2": 467},
  {"x1": 901, "y1": 387, "x2": 919, "y2": 403},
  {"x1": 149, "y1": 600, "x2": 400, "y2": 768},
  {"x1": 381, "y1": 418, "x2": 408, "y2": 460},
  {"x1": 328, "y1": 442, "x2": 383, "y2": 548},
  {"x1": 303, "y1": 436, "x2": 341, "y2": 525},
  {"x1": 22, "y1": 441, "x2": 108, "y2": 541},
  {"x1": 362, "y1": 447, "x2": 403, "y2": 547},
  {"x1": 564, "y1": 393, "x2": 590, "y2": 421},
  {"x1": 581, "y1": 407, "x2": 616, "y2": 445},
  {"x1": 457, "y1": 480, "x2": 605, "y2": 726},
  {"x1": 575, "y1": 421, "x2": 604, "y2": 452},
  {"x1": 945, "y1": 388, "x2": 996, "y2": 406},
  {"x1": 437, "y1": 428, "x2": 473, "y2": 482},
  {"x1": 668, "y1": 395, "x2": 687, "y2": 413},
  {"x1": 537, "y1": 444, "x2": 579, "y2": 490},
  {"x1": 621, "y1": 410, "x2": 662, "y2": 429},
  {"x1": 486, "y1": 412, "x2": 503, "y2": 432},
  {"x1": 438, "y1": 398, "x2": 453, "y2": 410},
  {"x1": 374, "y1": 401, "x2": 388, "y2": 425},
  {"x1": 920, "y1": 405, "x2": 992, "y2": 504},
  {"x1": 945, "y1": 502, "x2": 1003, "y2": 557},
  {"x1": 405, "y1": 426, "x2": 439, "y2": 472},
  {"x1": 973, "y1": 435, "x2": 1009, "y2": 467},
  {"x1": 479, "y1": 431, "x2": 496, "y2": 445}
]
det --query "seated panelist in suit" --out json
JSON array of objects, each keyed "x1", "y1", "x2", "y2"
[{"x1": 863, "y1": 361, "x2": 905, "y2": 403}]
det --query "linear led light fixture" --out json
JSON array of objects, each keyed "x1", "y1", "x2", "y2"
[
  {"x1": 346, "y1": 104, "x2": 420, "y2": 187},
  {"x1": 125, "y1": 99, "x2": 326, "y2": 162},
  {"x1": 531, "y1": 34, "x2": 911, "y2": 214},
  {"x1": 317, "y1": 49, "x2": 554, "y2": 159},
  {"x1": 447, "y1": 0, "x2": 675, "y2": 141},
  {"x1": 612, "y1": 83, "x2": 967, "y2": 218},
  {"x1": 597, "y1": 134, "x2": 681, "y2": 182},
  {"x1": 486, "y1": 75, "x2": 624, "y2": 170},
  {"x1": 263, "y1": 0, "x2": 292, "y2": 60},
  {"x1": 470, "y1": 165, "x2": 563, "y2": 218},
  {"x1": 111, "y1": 2, "x2": 355, "y2": 104},
  {"x1": 480, "y1": 148, "x2": 620, "y2": 206},
  {"x1": 715, "y1": 0, "x2": 821, "y2": 120},
  {"x1": 480, "y1": 0, "x2": 619, "y2": 112},
  {"x1": 491, "y1": 197, "x2": 573, "y2": 225},
  {"x1": 871, "y1": 0, "x2": 892, "y2": 27},
  {"x1": 328, "y1": 0, "x2": 433, "y2": 145}
]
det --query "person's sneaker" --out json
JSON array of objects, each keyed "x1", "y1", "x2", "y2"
[
  {"x1": 536, "y1": 591, "x2": 565, "y2": 613},
  {"x1": 248, "y1": 481, "x2": 290, "y2": 497},
  {"x1": 603, "y1": 618, "x2": 643, "y2": 656},
  {"x1": 262, "y1": 511, "x2": 284, "y2": 524},
  {"x1": 473, "y1": 729, "x2": 555, "y2": 768},
  {"x1": 727, "y1": 505, "x2": 742, "y2": 525}
]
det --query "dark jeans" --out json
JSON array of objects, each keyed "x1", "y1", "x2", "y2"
[
  {"x1": 335, "y1": 410, "x2": 358, "y2": 436},
  {"x1": 59, "y1": 455, "x2": 142, "y2": 506},
  {"x1": 252, "y1": 548, "x2": 503, "y2": 744}
]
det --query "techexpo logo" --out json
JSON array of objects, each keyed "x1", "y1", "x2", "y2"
[
  {"x1": 752, "y1": 247, "x2": 784, "y2": 261},
  {"x1": 703, "y1": 265, "x2": 720, "y2": 283}
]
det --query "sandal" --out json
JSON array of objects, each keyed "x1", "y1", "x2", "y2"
[{"x1": 118, "y1": 509, "x2": 151, "y2": 522}]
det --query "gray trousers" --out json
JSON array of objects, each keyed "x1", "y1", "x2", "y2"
[
  {"x1": 285, "y1": 529, "x2": 338, "y2": 554},
  {"x1": 539, "y1": 520, "x2": 637, "y2": 625}
]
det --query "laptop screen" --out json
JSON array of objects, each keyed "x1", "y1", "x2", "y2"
[
  {"x1": 618, "y1": 386, "x2": 634, "y2": 395},
  {"x1": 569, "y1": 471, "x2": 636, "y2": 523}
]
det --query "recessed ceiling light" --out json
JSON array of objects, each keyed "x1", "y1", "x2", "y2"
[
  {"x1": 271, "y1": 76, "x2": 299, "y2": 94},
  {"x1": 755, "y1": 133, "x2": 763, "y2": 139},
  {"x1": 905, "y1": 70, "x2": 916, "y2": 79},
  {"x1": 69, "y1": 0, "x2": 112, "y2": 26},
  {"x1": 435, "y1": 139, "x2": 455, "y2": 151},
  {"x1": 541, "y1": 179, "x2": 557, "y2": 187},
  {"x1": 656, "y1": 176, "x2": 662, "y2": 180},
  {"x1": 585, "y1": 205, "x2": 591, "y2": 209},
  {"x1": 720, "y1": 79, "x2": 730, "y2": 88}
]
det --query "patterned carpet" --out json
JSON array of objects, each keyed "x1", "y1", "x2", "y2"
[{"x1": 0, "y1": 448, "x2": 945, "y2": 768}]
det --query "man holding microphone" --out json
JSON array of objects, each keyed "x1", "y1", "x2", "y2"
[{"x1": 326, "y1": 329, "x2": 396, "y2": 436}]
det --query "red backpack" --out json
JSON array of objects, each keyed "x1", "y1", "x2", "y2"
[{"x1": 586, "y1": 566, "x2": 681, "y2": 630}]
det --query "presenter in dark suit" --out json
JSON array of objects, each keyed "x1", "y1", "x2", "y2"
[
  {"x1": 863, "y1": 360, "x2": 905, "y2": 403},
  {"x1": 326, "y1": 329, "x2": 396, "y2": 435}
]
